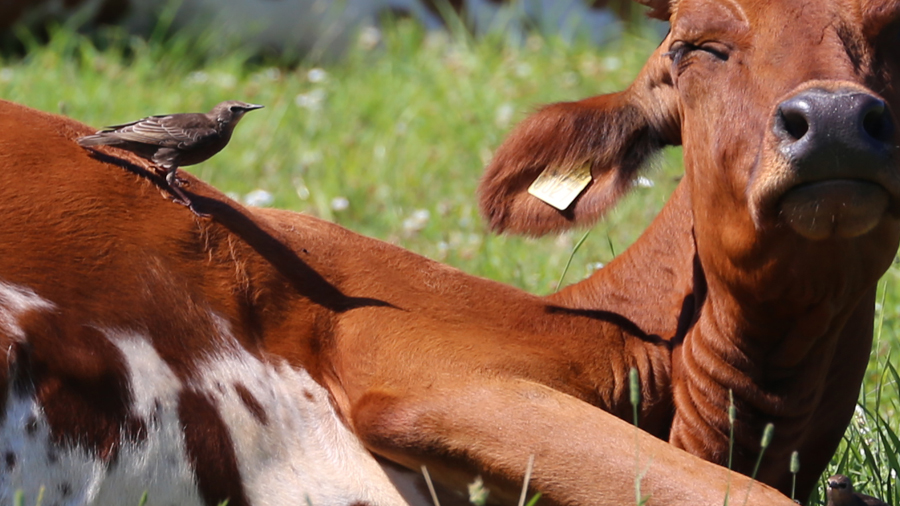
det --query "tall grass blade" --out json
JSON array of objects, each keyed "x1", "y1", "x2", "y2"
[
  {"x1": 422, "y1": 465, "x2": 442, "y2": 506},
  {"x1": 789, "y1": 451, "x2": 800, "y2": 501},
  {"x1": 555, "y1": 229, "x2": 592, "y2": 291},
  {"x1": 741, "y1": 423, "x2": 774, "y2": 506},
  {"x1": 525, "y1": 493, "x2": 542, "y2": 506},
  {"x1": 722, "y1": 390, "x2": 736, "y2": 506},
  {"x1": 517, "y1": 454, "x2": 536, "y2": 506}
]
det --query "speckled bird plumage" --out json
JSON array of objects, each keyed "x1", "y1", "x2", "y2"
[{"x1": 78, "y1": 100, "x2": 263, "y2": 211}]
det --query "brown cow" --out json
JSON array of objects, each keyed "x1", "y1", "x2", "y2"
[
  {"x1": 0, "y1": 1, "x2": 898, "y2": 506},
  {"x1": 0, "y1": 101, "x2": 791, "y2": 506}
]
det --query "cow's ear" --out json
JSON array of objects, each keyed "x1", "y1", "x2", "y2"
[
  {"x1": 634, "y1": 0, "x2": 672, "y2": 20},
  {"x1": 478, "y1": 51, "x2": 679, "y2": 236}
]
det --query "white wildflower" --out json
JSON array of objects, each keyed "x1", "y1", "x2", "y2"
[
  {"x1": 299, "y1": 150, "x2": 323, "y2": 167},
  {"x1": 214, "y1": 72, "x2": 237, "y2": 89},
  {"x1": 187, "y1": 71, "x2": 209, "y2": 84},
  {"x1": 261, "y1": 67, "x2": 281, "y2": 81},
  {"x1": 244, "y1": 189, "x2": 274, "y2": 207},
  {"x1": 295, "y1": 89, "x2": 326, "y2": 111},
  {"x1": 635, "y1": 176, "x2": 655, "y2": 188},
  {"x1": 331, "y1": 196, "x2": 349, "y2": 211},
  {"x1": 602, "y1": 56, "x2": 622, "y2": 72},
  {"x1": 307, "y1": 68, "x2": 328, "y2": 83},
  {"x1": 403, "y1": 209, "x2": 431, "y2": 233},
  {"x1": 514, "y1": 62, "x2": 532, "y2": 78},
  {"x1": 358, "y1": 26, "x2": 382, "y2": 50},
  {"x1": 494, "y1": 103, "x2": 515, "y2": 129}
]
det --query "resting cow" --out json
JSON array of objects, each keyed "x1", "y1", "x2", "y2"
[{"x1": 1, "y1": 0, "x2": 898, "y2": 505}]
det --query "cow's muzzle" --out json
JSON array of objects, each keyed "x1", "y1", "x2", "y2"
[
  {"x1": 767, "y1": 86, "x2": 899, "y2": 240},
  {"x1": 774, "y1": 88, "x2": 894, "y2": 167}
]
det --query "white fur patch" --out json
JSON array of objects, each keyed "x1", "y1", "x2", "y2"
[
  {"x1": 0, "y1": 281, "x2": 54, "y2": 340},
  {"x1": 0, "y1": 302, "x2": 411, "y2": 506},
  {"x1": 191, "y1": 317, "x2": 409, "y2": 506},
  {"x1": 0, "y1": 331, "x2": 205, "y2": 506}
]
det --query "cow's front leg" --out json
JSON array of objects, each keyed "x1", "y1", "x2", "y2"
[{"x1": 352, "y1": 378, "x2": 797, "y2": 506}]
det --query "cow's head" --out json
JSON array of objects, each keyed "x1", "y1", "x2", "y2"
[{"x1": 480, "y1": 0, "x2": 900, "y2": 296}]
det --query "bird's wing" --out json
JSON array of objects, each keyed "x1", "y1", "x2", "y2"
[
  {"x1": 859, "y1": 493, "x2": 889, "y2": 506},
  {"x1": 159, "y1": 114, "x2": 219, "y2": 148},
  {"x1": 102, "y1": 114, "x2": 216, "y2": 148}
]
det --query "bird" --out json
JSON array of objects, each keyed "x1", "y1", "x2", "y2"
[
  {"x1": 77, "y1": 100, "x2": 263, "y2": 212},
  {"x1": 826, "y1": 474, "x2": 891, "y2": 506}
]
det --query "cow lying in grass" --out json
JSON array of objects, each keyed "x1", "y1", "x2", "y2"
[{"x1": 1, "y1": 0, "x2": 898, "y2": 504}]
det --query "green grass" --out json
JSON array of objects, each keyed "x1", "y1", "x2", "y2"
[{"x1": 0, "y1": 18, "x2": 897, "y2": 505}]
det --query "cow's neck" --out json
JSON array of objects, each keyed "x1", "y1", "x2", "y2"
[
  {"x1": 670, "y1": 234, "x2": 877, "y2": 491},
  {"x1": 548, "y1": 182, "x2": 698, "y2": 340}
]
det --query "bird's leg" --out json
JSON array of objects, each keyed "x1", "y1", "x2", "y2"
[
  {"x1": 165, "y1": 168, "x2": 192, "y2": 206},
  {"x1": 166, "y1": 169, "x2": 191, "y2": 187},
  {"x1": 165, "y1": 167, "x2": 210, "y2": 218}
]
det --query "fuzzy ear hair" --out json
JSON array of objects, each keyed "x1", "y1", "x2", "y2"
[{"x1": 478, "y1": 92, "x2": 669, "y2": 236}]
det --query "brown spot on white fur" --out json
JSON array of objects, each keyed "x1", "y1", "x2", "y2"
[{"x1": 234, "y1": 382, "x2": 269, "y2": 425}]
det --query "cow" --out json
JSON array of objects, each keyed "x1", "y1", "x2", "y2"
[
  {"x1": 0, "y1": 100, "x2": 792, "y2": 506},
  {"x1": 0, "y1": 0, "x2": 898, "y2": 505}
]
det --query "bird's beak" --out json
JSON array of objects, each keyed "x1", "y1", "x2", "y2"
[{"x1": 244, "y1": 104, "x2": 264, "y2": 111}]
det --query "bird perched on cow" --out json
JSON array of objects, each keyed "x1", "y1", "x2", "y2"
[
  {"x1": 77, "y1": 100, "x2": 263, "y2": 212},
  {"x1": 826, "y1": 475, "x2": 891, "y2": 506}
]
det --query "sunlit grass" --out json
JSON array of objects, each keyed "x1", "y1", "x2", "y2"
[{"x1": 1, "y1": 17, "x2": 898, "y2": 505}]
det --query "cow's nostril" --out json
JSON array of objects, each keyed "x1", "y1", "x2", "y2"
[
  {"x1": 862, "y1": 100, "x2": 890, "y2": 142},
  {"x1": 779, "y1": 108, "x2": 809, "y2": 141}
]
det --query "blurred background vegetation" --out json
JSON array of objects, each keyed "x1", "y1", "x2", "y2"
[{"x1": 0, "y1": 1, "x2": 897, "y2": 504}]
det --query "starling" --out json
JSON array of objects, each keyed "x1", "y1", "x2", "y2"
[
  {"x1": 78, "y1": 101, "x2": 263, "y2": 211},
  {"x1": 826, "y1": 475, "x2": 891, "y2": 506}
]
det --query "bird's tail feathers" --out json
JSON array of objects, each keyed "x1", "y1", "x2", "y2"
[{"x1": 76, "y1": 133, "x2": 121, "y2": 147}]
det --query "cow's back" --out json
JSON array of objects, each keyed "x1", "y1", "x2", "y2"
[{"x1": 0, "y1": 100, "x2": 413, "y2": 506}]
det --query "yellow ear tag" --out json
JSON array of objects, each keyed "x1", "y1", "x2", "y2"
[{"x1": 527, "y1": 163, "x2": 593, "y2": 211}]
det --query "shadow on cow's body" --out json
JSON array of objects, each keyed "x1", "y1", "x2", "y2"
[{"x1": 0, "y1": 0, "x2": 899, "y2": 504}]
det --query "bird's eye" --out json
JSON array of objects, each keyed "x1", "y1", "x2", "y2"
[{"x1": 230, "y1": 106, "x2": 242, "y2": 112}]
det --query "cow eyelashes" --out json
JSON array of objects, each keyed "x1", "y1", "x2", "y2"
[{"x1": 665, "y1": 41, "x2": 731, "y2": 69}]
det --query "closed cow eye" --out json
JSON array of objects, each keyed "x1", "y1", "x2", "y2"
[
  {"x1": 665, "y1": 40, "x2": 730, "y2": 74},
  {"x1": 664, "y1": 40, "x2": 728, "y2": 60}
]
